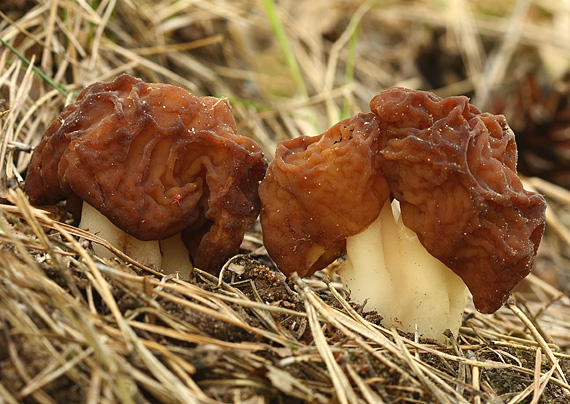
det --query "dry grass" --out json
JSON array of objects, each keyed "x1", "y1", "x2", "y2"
[{"x1": 2, "y1": 0, "x2": 570, "y2": 403}]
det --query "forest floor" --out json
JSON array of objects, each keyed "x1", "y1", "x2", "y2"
[{"x1": 2, "y1": 1, "x2": 570, "y2": 403}]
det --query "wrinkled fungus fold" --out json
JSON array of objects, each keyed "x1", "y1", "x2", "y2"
[
  {"x1": 26, "y1": 74, "x2": 267, "y2": 273},
  {"x1": 259, "y1": 113, "x2": 391, "y2": 277},
  {"x1": 371, "y1": 88, "x2": 547, "y2": 313},
  {"x1": 260, "y1": 87, "x2": 546, "y2": 320}
]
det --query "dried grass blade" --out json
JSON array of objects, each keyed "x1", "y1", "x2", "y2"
[
  {"x1": 530, "y1": 348, "x2": 542, "y2": 404},
  {"x1": 264, "y1": 364, "x2": 327, "y2": 402},
  {"x1": 85, "y1": 365, "x2": 102, "y2": 404},
  {"x1": 345, "y1": 362, "x2": 386, "y2": 404},
  {"x1": 107, "y1": 319, "x2": 202, "y2": 403},
  {"x1": 161, "y1": 357, "x2": 212, "y2": 404},
  {"x1": 505, "y1": 357, "x2": 559, "y2": 404},
  {"x1": 535, "y1": 358, "x2": 560, "y2": 402},
  {"x1": 295, "y1": 276, "x2": 461, "y2": 401},
  {"x1": 326, "y1": 280, "x2": 483, "y2": 403},
  {"x1": 391, "y1": 329, "x2": 453, "y2": 404},
  {"x1": 6, "y1": 191, "x2": 81, "y2": 299},
  {"x1": 545, "y1": 204, "x2": 570, "y2": 247},
  {"x1": 41, "y1": 219, "x2": 196, "y2": 402},
  {"x1": 132, "y1": 35, "x2": 224, "y2": 55},
  {"x1": 152, "y1": 288, "x2": 292, "y2": 346},
  {"x1": 508, "y1": 302, "x2": 569, "y2": 389},
  {"x1": 323, "y1": 1, "x2": 370, "y2": 124},
  {"x1": 127, "y1": 320, "x2": 260, "y2": 351},
  {"x1": 471, "y1": 360, "x2": 481, "y2": 404},
  {"x1": 88, "y1": 0, "x2": 116, "y2": 71},
  {"x1": 301, "y1": 288, "x2": 359, "y2": 404},
  {"x1": 0, "y1": 209, "x2": 43, "y2": 274},
  {"x1": 0, "y1": 383, "x2": 19, "y2": 404},
  {"x1": 19, "y1": 347, "x2": 94, "y2": 398},
  {"x1": 98, "y1": 264, "x2": 307, "y2": 319}
]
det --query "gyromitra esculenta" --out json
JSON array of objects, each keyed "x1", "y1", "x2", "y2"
[
  {"x1": 25, "y1": 74, "x2": 267, "y2": 277},
  {"x1": 259, "y1": 87, "x2": 546, "y2": 341}
]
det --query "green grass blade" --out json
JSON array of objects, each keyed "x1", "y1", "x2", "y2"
[
  {"x1": 0, "y1": 37, "x2": 74, "y2": 98},
  {"x1": 261, "y1": 0, "x2": 308, "y2": 99}
]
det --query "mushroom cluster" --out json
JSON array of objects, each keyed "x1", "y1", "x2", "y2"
[
  {"x1": 25, "y1": 74, "x2": 267, "y2": 277},
  {"x1": 25, "y1": 76, "x2": 546, "y2": 341},
  {"x1": 259, "y1": 87, "x2": 547, "y2": 340}
]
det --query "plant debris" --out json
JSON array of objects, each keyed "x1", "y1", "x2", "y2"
[{"x1": 2, "y1": 1, "x2": 570, "y2": 403}]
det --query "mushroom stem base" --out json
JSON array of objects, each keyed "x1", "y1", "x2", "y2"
[
  {"x1": 79, "y1": 203, "x2": 193, "y2": 278},
  {"x1": 337, "y1": 200, "x2": 468, "y2": 341}
]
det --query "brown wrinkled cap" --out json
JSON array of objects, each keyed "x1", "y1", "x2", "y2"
[
  {"x1": 370, "y1": 87, "x2": 546, "y2": 313},
  {"x1": 25, "y1": 74, "x2": 267, "y2": 273},
  {"x1": 259, "y1": 113, "x2": 391, "y2": 277},
  {"x1": 260, "y1": 87, "x2": 546, "y2": 314}
]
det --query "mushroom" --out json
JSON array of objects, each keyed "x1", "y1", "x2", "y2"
[
  {"x1": 25, "y1": 74, "x2": 267, "y2": 277},
  {"x1": 258, "y1": 112, "x2": 390, "y2": 276},
  {"x1": 259, "y1": 87, "x2": 546, "y2": 341}
]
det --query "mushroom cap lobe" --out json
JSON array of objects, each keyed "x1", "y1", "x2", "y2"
[
  {"x1": 371, "y1": 87, "x2": 546, "y2": 313},
  {"x1": 25, "y1": 74, "x2": 267, "y2": 273},
  {"x1": 259, "y1": 113, "x2": 390, "y2": 277},
  {"x1": 259, "y1": 87, "x2": 546, "y2": 313}
]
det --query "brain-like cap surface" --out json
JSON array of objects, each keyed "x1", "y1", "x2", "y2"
[
  {"x1": 25, "y1": 74, "x2": 267, "y2": 273},
  {"x1": 259, "y1": 113, "x2": 390, "y2": 277},
  {"x1": 260, "y1": 87, "x2": 546, "y2": 313},
  {"x1": 371, "y1": 87, "x2": 546, "y2": 313}
]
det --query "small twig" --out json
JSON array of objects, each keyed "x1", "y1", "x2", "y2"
[
  {"x1": 469, "y1": 352, "x2": 482, "y2": 404},
  {"x1": 507, "y1": 302, "x2": 569, "y2": 389},
  {"x1": 392, "y1": 329, "x2": 454, "y2": 404},
  {"x1": 531, "y1": 348, "x2": 542, "y2": 404},
  {"x1": 295, "y1": 275, "x2": 359, "y2": 404}
]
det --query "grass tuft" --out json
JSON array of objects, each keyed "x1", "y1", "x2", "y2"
[{"x1": 2, "y1": 1, "x2": 570, "y2": 403}]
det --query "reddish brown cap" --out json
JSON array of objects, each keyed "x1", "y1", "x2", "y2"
[
  {"x1": 259, "y1": 113, "x2": 391, "y2": 277},
  {"x1": 260, "y1": 87, "x2": 546, "y2": 313},
  {"x1": 25, "y1": 74, "x2": 267, "y2": 273},
  {"x1": 370, "y1": 87, "x2": 546, "y2": 313}
]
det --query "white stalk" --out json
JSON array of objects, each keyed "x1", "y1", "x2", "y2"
[
  {"x1": 337, "y1": 200, "x2": 468, "y2": 341},
  {"x1": 159, "y1": 233, "x2": 193, "y2": 279},
  {"x1": 79, "y1": 203, "x2": 193, "y2": 277}
]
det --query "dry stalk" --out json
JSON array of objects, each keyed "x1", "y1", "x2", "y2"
[{"x1": 2, "y1": 1, "x2": 570, "y2": 403}]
